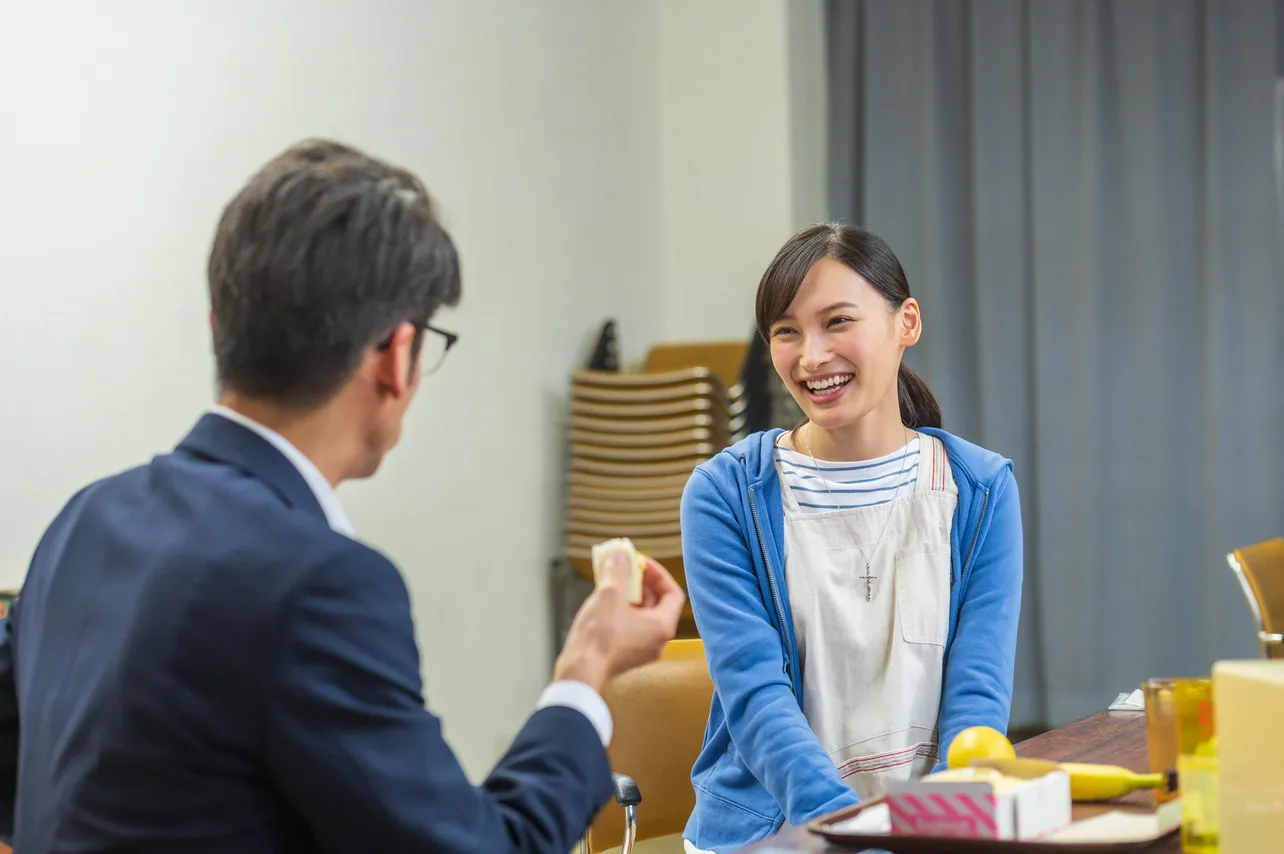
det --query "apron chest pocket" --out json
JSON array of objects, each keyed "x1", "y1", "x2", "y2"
[{"x1": 894, "y1": 542, "x2": 950, "y2": 646}]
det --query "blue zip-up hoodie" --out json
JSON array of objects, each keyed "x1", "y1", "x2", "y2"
[{"x1": 680, "y1": 427, "x2": 1023, "y2": 854}]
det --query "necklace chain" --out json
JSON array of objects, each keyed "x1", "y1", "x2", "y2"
[{"x1": 801, "y1": 422, "x2": 917, "y2": 602}]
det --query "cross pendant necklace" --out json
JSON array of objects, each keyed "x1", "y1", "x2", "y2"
[
  {"x1": 802, "y1": 423, "x2": 915, "y2": 603},
  {"x1": 858, "y1": 564, "x2": 877, "y2": 602}
]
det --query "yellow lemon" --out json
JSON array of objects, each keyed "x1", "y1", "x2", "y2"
[{"x1": 946, "y1": 726, "x2": 1016, "y2": 769}]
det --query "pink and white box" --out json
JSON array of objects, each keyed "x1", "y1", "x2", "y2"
[{"x1": 885, "y1": 767, "x2": 1072, "y2": 841}]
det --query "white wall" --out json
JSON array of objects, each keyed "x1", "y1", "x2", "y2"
[
  {"x1": 657, "y1": 0, "x2": 827, "y2": 342},
  {"x1": 0, "y1": 0, "x2": 823, "y2": 778},
  {"x1": 0, "y1": 0, "x2": 662, "y2": 779}
]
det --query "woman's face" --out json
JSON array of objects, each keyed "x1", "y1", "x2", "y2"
[{"x1": 767, "y1": 257, "x2": 918, "y2": 433}]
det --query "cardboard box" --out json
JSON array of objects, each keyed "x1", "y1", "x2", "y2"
[
  {"x1": 1213, "y1": 659, "x2": 1284, "y2": 854},
  {"x1": 885, "y1": 766, "x2": 1071, "y2": 841}
]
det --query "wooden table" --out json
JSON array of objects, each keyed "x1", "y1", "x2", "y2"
[{"x1": 739, "y1": 710, "x2": 1178, "y2": 852}]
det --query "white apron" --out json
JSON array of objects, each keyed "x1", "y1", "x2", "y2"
[
  {"x1": 683, "y1": 436, "x2": 959, "y2": 854},
  {"x1": 781, "y1": 433, "x2": 957, "y2": 801}
]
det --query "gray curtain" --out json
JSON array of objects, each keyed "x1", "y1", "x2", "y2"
[{"x1": 827, "y1": 0, "x2": 1283, "y2": 729}]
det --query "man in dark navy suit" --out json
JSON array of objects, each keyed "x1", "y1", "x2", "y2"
[{"x1": 0, "y1": 140, "x2": 685, "y2": 852}]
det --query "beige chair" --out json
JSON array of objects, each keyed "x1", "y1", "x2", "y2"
[
  {"x1": 567, "y1": 506, "x2": 682, "y2": 526},
  {"x1": 578, "y1": 639, "x2": 714, "y2": 854},
  {"x1": 569, "y1": 427, "x2": 721, "y2": 449},
  {"x1": 569, "y1": 457, "x2": 710, "y2": 479},
  {"x1": 557, "y1": 350, "x2": 744, "y2": 646},
  {"x1": 571, "y1": 411, "x2": 727, "y2": 437},
  {"x1": 567, "y1": 494, "x2": 681, "y2": 515},
  {"x1": 572, "y1": 443, "x2": 720, "y2": 464},
  {"x1": 561, "y1": 370, "x2": 726, "y2": 639},
  {"x1": 1226, "y1": 538, "x2": 1284, "y2": 658},
  {"x1": 643, "y1": 343, "x2": 746, "y2": 392},
  {"x1": 569, "y1": 471, "x2": 694, "y2": 490},
  {"x1": 642, "y1": 343, "x2": 748, "y2": 440},
  {"x1": 571, "y1": 397, "x2": 727, "y2": 420}
]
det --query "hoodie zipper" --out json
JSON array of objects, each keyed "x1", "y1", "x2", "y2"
[
  {"x1": 745, "y1": 461, "x2": 794, "y2": 684},
  {"x1": 746, "y1": 456, "x2": 794, "y2": 835},
  {"x1": 959, "y1": 488, "x2": 990, "y2": 589}
]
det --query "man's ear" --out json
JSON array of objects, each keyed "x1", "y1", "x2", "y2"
[{"x1": 373, "y1": 322, "x2": 417, "y2": 398}]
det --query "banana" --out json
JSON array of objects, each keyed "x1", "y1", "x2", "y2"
[
  {"x1": 1059, "y1": 762, "x2": 1169, "y2": 801},
  {"x1": 970, "y1": 757, "x2": 1176, "y2": 802}
]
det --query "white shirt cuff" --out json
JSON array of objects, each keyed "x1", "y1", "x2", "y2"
[{"x1": 537, "y1": 680, "x2": 613, "y2": 747}]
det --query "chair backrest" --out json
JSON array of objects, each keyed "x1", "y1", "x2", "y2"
[
  {"x1": 1226, "y1": 538, "x2": 1284, "y2": 658},
  {"x1": 643, "y1": 342, "x2": 746, "y2": 392},
  {"x1": 587, "y1": 639, "x2": 713, "y2": 851}
]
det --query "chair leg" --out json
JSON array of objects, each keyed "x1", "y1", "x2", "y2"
[
  {"x1": 552, "y1": 558, "x2": 570, "y2": 652},
  {"x1": 620, "y1": 804, "x2": 637, "y2": 854}
]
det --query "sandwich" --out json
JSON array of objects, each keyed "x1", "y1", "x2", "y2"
[{"x1": 590, "y1": 537, "x2": 645, "y2": 605}]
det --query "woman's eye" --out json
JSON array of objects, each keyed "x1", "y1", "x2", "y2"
[
  {"x1": 771, "y1": 326, "x2": 797, "y2": 338},
  {"x1": 828, "y1": 316, "x2": 853, "y2": 328}
]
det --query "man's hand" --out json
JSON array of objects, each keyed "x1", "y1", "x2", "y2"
[{"x1": 553, "y1": 553, "x2": 686, "y2": 693}]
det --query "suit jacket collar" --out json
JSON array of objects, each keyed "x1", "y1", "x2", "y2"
[{"x1": 177, "y1": 412, "x2": 329, "y2": 527}]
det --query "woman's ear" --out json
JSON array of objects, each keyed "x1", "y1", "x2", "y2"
[{"x1": 899, "y1": 298, "x2": 922, "y2": 347}]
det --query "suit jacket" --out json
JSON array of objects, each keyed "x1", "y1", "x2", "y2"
[{"x1": 0, "y1": 414, "x2": 612, "y2": 852}]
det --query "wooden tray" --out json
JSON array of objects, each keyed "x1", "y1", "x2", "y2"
[{"x1": 809, "y1": 796, "x2": 1181, "y2": 852}]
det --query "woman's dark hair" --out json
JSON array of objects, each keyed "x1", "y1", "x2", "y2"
[{"x1": 754, "y1": 223, "x2": 942, "y2": 429}]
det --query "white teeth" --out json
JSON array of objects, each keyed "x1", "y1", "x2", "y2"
[{"x1": 805, "y1": 374, "x2": 852, "y2": 391}]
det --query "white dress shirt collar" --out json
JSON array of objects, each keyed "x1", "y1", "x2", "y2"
[
  {"x1": 208, "y1": 405, "x2": 355, "y2": 537},
  {"x1": 204, "y1": 410, "x2": 611, "y2": 744},
  {"x1": 207, "y1": 408, "x2": 611, "y2": 745}
]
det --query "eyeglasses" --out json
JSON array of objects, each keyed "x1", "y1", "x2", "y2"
[{"x1": 378, "y1": 321, "x2": 459, "y2": 375}]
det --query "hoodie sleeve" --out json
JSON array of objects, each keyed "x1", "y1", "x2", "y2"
[
  {"x1": 681, "y1": 468, "x2": 861, "y2": 826},
  {"x1": 933, "y1": 468, "x2": 1023, "y2": 771}
]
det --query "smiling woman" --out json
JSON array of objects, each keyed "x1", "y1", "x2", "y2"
[
  {"x1": 678, "y1": 224, "x2": 1025, "y2": 854},
  {"x1": 755, "y1": 225, "x2": 941, "y2": 445}
]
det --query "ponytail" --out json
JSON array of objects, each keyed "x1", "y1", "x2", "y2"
[{"x1": 897, "y1": 364, "x2": 942, "y2": 429}]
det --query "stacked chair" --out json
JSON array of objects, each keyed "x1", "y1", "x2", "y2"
[
  {"x1": 644, "y1": 343, "x2": 748, "y2": 441},
  {"x1": 562, "y1": 367, "x2": 730, "y2": 637},
  {"x1": 553, "y1": 340, "x2": 748, "y2": 643}
]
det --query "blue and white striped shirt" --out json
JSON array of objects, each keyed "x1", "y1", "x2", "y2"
[{"x1": 774, "y1": 434, "x2": 920, "y2": 512}]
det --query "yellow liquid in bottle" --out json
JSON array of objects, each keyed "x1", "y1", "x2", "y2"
[
  {"x1": 1174, "y1": 680, "x2": 1218, "y2": 854},
  {"x1": 1178, "y1": 749, "x2": 1218, "y2": 853}
]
